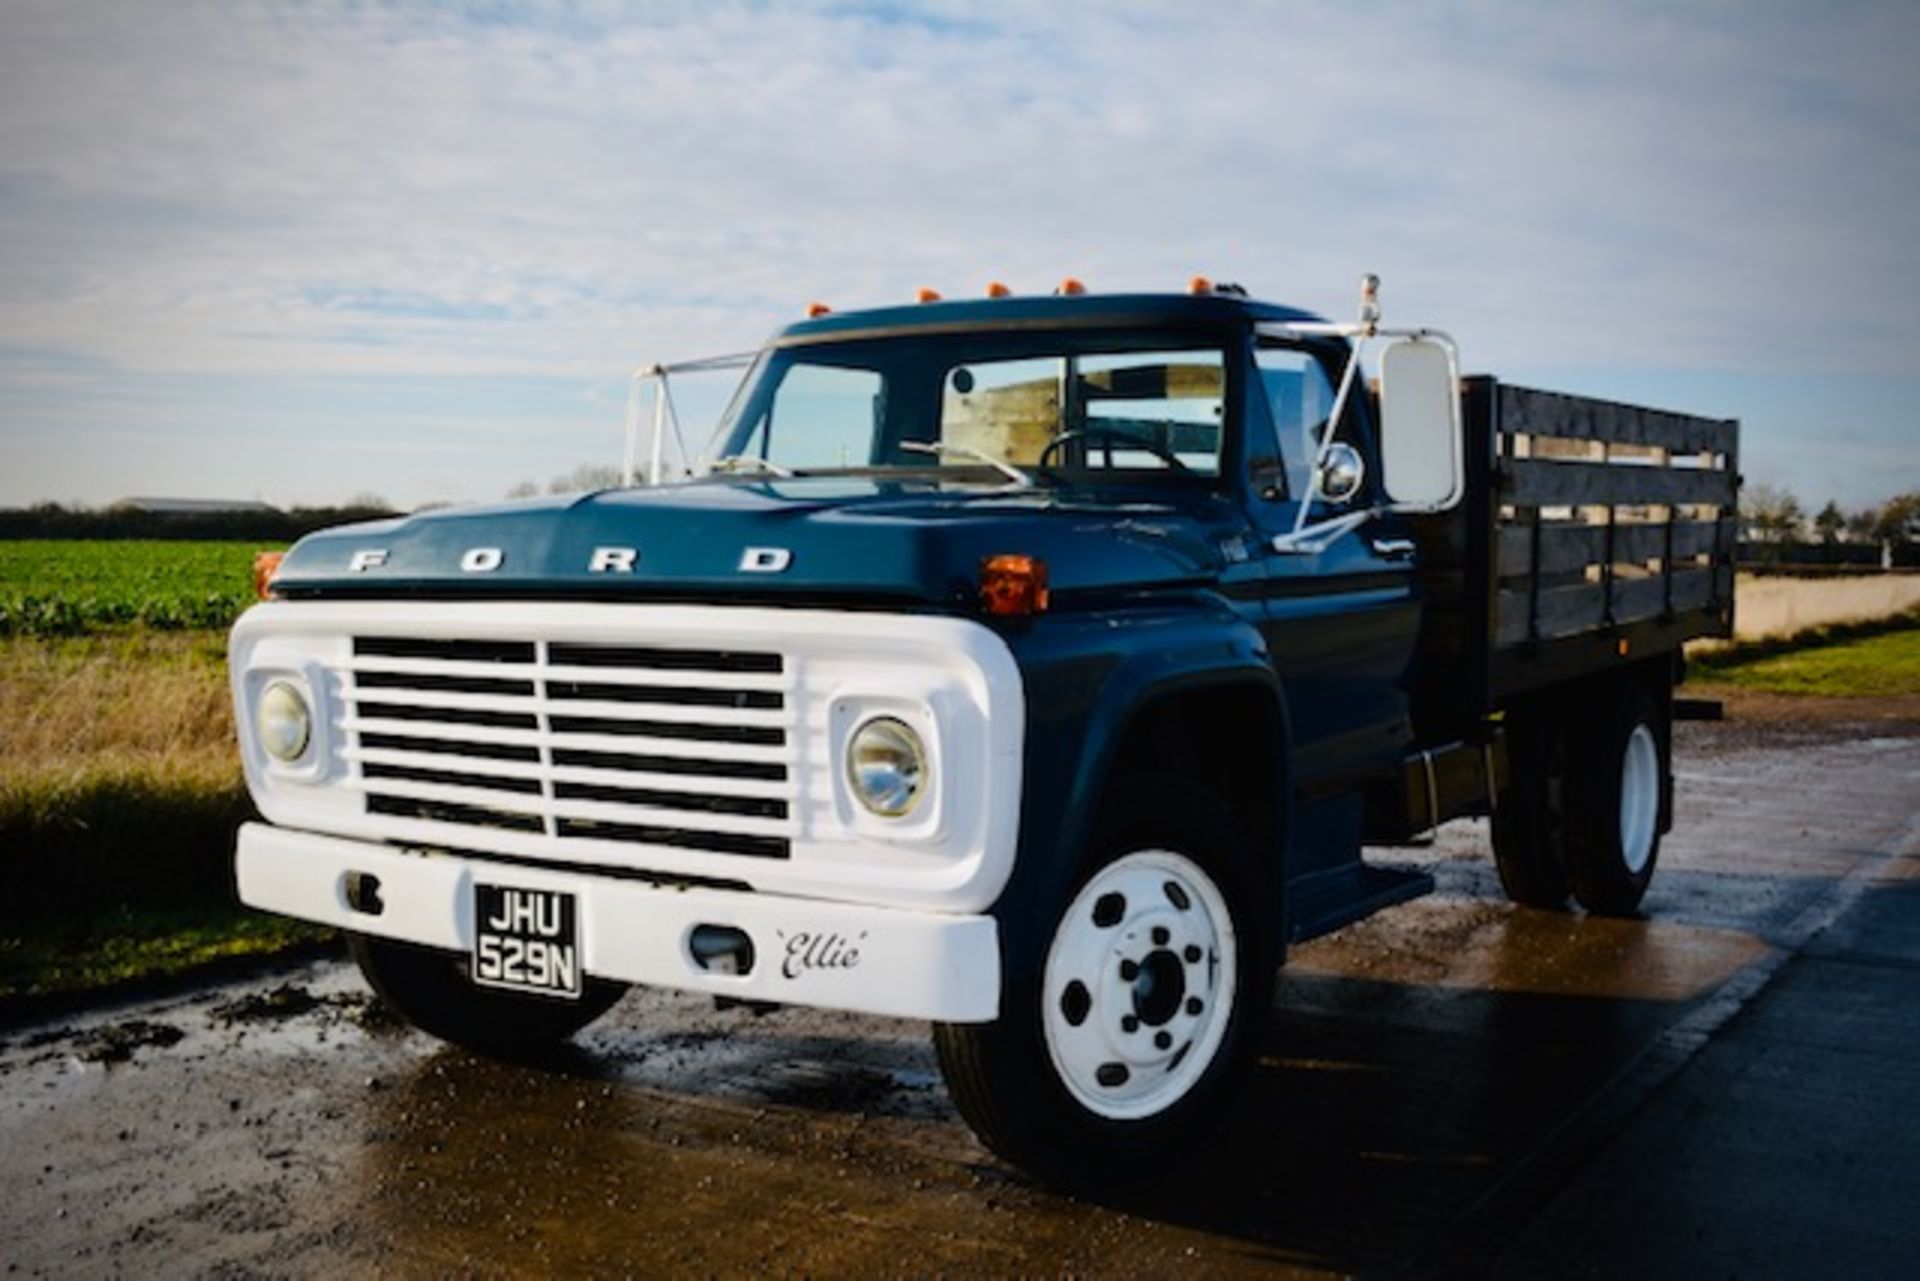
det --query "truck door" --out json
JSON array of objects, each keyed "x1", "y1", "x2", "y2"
[{"x1": 1247, "y1": 341, "x2": 1421, "y2": 795}]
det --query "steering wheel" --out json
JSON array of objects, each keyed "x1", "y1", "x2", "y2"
[{"x1": 1039, "y1": 426, "x2": 1190, "y2": 472}]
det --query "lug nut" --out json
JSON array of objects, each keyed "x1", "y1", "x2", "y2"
[
  {"x1": 1154, "y1": 1031, "x2": 1173, "y2": 1050},
  {"x1": 1122, "y1": 1015, "x2": 1139, "y2": 1034},
  {"x1": 1119, "y1": 959, "x2": 1139, "y2": 981},
  {"x1": 1186, "y1": 997, "x2": 1203, "y2": 1016},
  {"x1": 1183, "y1": 945, "x2": 1202, "y2": 963}
]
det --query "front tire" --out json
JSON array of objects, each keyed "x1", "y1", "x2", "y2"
[
  {"x1": 933, "y1": 779, "x2": 1271, "y2": 1183},
  {"x1": 348, "y1": 933, "x2": 628, "y2": 1057}
]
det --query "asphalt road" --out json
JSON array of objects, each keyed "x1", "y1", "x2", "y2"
[{"x1": 4, "y1": 704, "x2": 1918, "y2": 1277}]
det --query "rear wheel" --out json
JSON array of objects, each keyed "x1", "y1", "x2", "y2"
[
  {"x1": 1564, "y1": 683, "x2": 1667, "y2": 916},
  {"x1": 348, "y1": 933, "x2": 628, "y2": 1057},
  {"x1": 1491, "y1": 712, "x2": 1572, "y2": 909},
  {"x1": 933, "y1": 778, "x2": 1271, "y2": 1183}
]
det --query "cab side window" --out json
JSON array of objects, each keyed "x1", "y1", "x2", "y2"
[{"x1": 1253, "y1": 347, "x2": 1336, "y2": 501}]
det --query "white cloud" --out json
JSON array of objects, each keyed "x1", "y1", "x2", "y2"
[{"x1": 0, "y1": 0, "x2": 1916, "y2": 505}]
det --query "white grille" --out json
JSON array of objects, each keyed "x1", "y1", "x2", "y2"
[
  {"x1": 234, "y1": 601, "x2": 1025, "y2": 913},
  {"x1": 339, "y1": 636, "x2": 796, "y2": 861}
]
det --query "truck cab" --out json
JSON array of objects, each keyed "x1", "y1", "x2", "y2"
[{"x1": 231, "y1": 279, "x2": 1736, "y2": 1180}]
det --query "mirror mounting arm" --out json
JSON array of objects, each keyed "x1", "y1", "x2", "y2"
[{"x1": 1270, "y1": 506, "x2": 1381, "y2": 556}]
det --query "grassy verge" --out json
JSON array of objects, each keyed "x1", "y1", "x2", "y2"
[
  {"x1": 1690, "y1": 611, "x2": 1920, "y2": 697},
  {"x1": 2, "y1": 629, "x2": 335, "y2": 1008},
  {"x1": 1, "y1": 906, "x2": 333, "y2": 1005}
]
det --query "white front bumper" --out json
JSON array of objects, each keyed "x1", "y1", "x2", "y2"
[{"x1": 237, "y1": 823, "x2": 1001, "y2": 1022}]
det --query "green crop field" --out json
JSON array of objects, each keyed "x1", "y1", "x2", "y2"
[{"x1": 0, "y1": 539, "x2": 279, "y2": 636}]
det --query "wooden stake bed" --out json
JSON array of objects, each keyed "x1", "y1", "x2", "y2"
[{"x1": 1405, "y1": 377, "x2": 1738, "y2": 732}]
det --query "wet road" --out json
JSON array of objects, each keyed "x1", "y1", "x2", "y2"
[{"x1": 4, "y1": 710, "x2": 1918, "y2": 1276}]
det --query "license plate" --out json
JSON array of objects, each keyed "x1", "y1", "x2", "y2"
[{"x1": 472, "y1": 883, "x2": 582, "y2": 1000}]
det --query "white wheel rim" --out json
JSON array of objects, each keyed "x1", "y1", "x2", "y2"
[
  {"x1": 1619, "y1": 723, "x2": 1659, "y2": 876},
  {"x1": 1042, "y1": 850, "x2": 1238, "y2": 1121}
]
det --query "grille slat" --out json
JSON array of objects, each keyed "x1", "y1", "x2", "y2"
[
  {"x1": 547, "y1": 714, "x2": 784, "y2": 748},
  {"x1": 347, "y1": 745, "x2": 794, "y2": 797},
  {"x1": 545, "y1": 680, "x2": 783, "y2": 710},
  {"x1": 345, "y1": 717, "x2": 789, "y2": 764},
  {"x1": 353, "y1": 654, "x2": 789, "y2": 692},
  {"x1": 356, "y1": 670, "x2": 535, "y2": 698},
  {"x1": 342, "y1": 633, "x2": 795, "y2": 862},
  {"x1": 340, "y1": 685, "x2": 790, "y2": 728},
  {"x1": 355, "y1": 637, "x2": 536, "y2": 664},
  {"x1": 358, "y1": 731, "x2": 540, "y2": 764},
  {"x1": 349, "y1": 776, "x2": 793, "y2": 837},
  {"x1": 551, "y1": 746, "x2": 786, "y2": 782},
  {"x1": 553, "y1": 780, "x2": 788, "y2": 820},
  {"x1": 361, "y1": 761, "x2": 544, "y2": 795},
  {"x1": 554, "y1": 818, "x2": 789, "y2": 860},
  {"x1": 547, "y1": 642, "x2": 782, "y2": 674},
  {"x1": 356, "y1": 701, "x2": 538, "y2": 731}
]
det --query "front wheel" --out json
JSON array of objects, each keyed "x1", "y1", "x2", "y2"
[
  {"x1": 348, "y1": 933, "x2": 629, "y2": 1057},
  {"x1": 933, "y1": 779, "x2": 1271, "y2": 1182}
]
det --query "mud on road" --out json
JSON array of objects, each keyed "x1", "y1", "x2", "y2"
[{"x1": 4, "y1": 703, "x2": 1918, "y2": 1277}]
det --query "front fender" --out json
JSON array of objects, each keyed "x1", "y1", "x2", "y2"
[{"x1": 993, "y1": 600, "x2": 1293, "y2": 976}]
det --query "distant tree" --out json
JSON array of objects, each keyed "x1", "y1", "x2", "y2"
[
  {"x1": 1813, "y1": 500, "x2": 1844, "y2": 545},
  {"x1": 1872, "y1": 492, "x2": 1920, "y2": 545},
  {"x1": 346, "y1": 492, "x2": 392, "y2": 512},
  {"x1": 1847, "y1": 506, "x2": 1880, "y2": 542},
  {"x1": 505, "y1": 480, "x2": 540, "y2": 500},
  {"x1": 546, "y1": 463, "x2": 624, "y2": 495},
  {"x1": 1741, "y1": 483, "x2": 1803, "y2": 562}
]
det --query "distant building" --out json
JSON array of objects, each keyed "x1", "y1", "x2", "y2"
[{"x1": 111, "y1": 497, "x2": 283, "y2": 515}]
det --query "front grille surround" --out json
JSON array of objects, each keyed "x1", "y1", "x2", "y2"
[{"x1": 232, "y1": 601, "x2": 1025, "y2": 913}]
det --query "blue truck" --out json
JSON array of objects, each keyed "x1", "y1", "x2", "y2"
[{"x1": 231, "y1": 277, "x2": 1737, "y2": 1178}]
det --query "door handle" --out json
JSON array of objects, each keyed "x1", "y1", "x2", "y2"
[{"x1": 1370, "y1": 538, "x2": 1416, "y2": 559}]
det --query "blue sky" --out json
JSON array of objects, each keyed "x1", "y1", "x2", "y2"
[{"x1": 1, "y1": 0, "x2": 1915, "y2": 512}]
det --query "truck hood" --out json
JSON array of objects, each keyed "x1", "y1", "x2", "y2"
[{"x1": 272, "y1": 477, "x2": 1244, "y2": 608}]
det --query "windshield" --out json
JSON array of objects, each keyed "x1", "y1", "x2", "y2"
[{"x1": 708, "y1": 333, "x2": 1228, "y2": 480}]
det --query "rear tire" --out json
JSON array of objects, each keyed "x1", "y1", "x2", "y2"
[
  {"x1": 348, "y1": 933, "x2": 628, "y2": 1057},
  {"x1": 932, "y1": 777, "x2": 1272, "y2": 1185},
  {"x1": 1491, "y1": 712, "x2": 1572, "y2": 909},
  {"x1": 1563, "y1": 683, "x2": 1667, "y2": 917}
]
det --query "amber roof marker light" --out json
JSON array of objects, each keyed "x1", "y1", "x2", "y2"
[
  {"x1": 253, "y1": 550, "x2": 286, "y2": 601},
  {"x1": 980, "y1": 554, "x2": 1050, "y2": 617},
  {"x1": 985, "y1": 281, "x2": 1012, "y2": 298},
  {"x1": 916, "y1": 287, "x2": 944, "y2": 303},
  {"x1": 805, "y1": 301, "x2": 832, "y2": 318}
]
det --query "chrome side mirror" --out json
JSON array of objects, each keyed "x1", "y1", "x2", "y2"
[
  {"x1": 1318, "y1": 442, "x2": 1365, "y2": 504},
  {"x1": 1378, "y1": 337, "x2": 1464, "y2": 511}
]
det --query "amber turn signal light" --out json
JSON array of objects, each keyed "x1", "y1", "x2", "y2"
[
  {"x1": 980, "y1": 554, "x2": 1049, "y2": 616},
  {"x1": 253, "y1": 550, "x2": 286, "y2": 601}
]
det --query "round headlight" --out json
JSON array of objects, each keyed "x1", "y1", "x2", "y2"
[
  {"x1": 257, "y1": 680, "x2": 312, "y2": 762},
  {"x1": 846, "y1": 716, "x2": 927, "y2": 818}
]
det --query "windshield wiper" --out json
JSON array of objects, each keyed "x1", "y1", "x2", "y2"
[
  {"x1": 708, "y1": 454, "x2": 795, "y2": 479},
  {"x1": 898, "y1": 441, "x2": 1034, "y2": 489}
]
